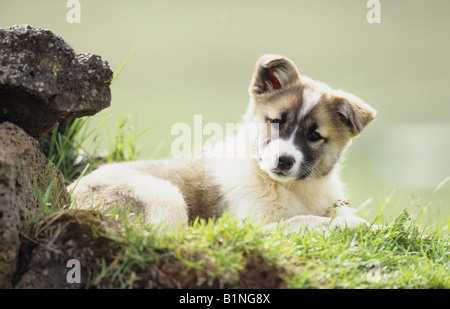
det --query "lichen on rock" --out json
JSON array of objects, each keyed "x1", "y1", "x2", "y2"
[{"x1": 0, "y1": 24, "x2": 113, "y2": 139}]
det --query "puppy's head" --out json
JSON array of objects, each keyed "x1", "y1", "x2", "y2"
[{"x1": 246, "y1": 54, "x2": 377, "y2": 182}]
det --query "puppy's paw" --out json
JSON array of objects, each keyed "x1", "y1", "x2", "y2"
[
  {"x1": 262, "y1": 215, "x2": 326, "y2": 233},
  {"x1": 262, "y1": 215, "x2": 333, "y2": 233},
  {"x1": 329, "y1": 216, "x2": 370, "y2": 229},
  {"x1": 262, "y1": 215, "x2": 371, "y2": 233}
]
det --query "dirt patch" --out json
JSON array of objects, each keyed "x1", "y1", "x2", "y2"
[
  {"x1": 111, "y1": 252, "x2": 287, "y2": 289},
  {"x1": 13, "y1": 209, "x2": 287, "y2": 289},
  {"x1": 13, "y1": 209, "x2": 123, "y2": 288},
  {"x1": 237, "y1": 254, "x2": 287, "y2": 289}
]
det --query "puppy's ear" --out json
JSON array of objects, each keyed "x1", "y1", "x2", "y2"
[
  {"x1": 335, "y1": 94, "x2": 377, "y2": 136},
  {"x1": 250, "y1": 54, "x2": 300, "y2": 96}
]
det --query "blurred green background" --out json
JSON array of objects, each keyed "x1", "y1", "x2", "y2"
[{"x1": 2, "y1": 0, "x2": 449, "y2": 224}]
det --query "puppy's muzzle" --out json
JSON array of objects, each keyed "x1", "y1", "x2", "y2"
[{"x1": 272, "y1": 155, "x2": 295, "y2": 175}]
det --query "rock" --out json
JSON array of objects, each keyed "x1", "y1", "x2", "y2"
[
  {"x1": 0, "y1": 24, "x2": 116, "y2": 288},
  {"x1": 0, "y1": 24, "x2": 113, "y2": 139},
  {"x1": 0, "y1": 122, "x2": 68, "y2": 288}
]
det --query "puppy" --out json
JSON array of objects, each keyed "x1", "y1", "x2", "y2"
[{"x1": 69, "y1": 54, "x2": 376, "y2": 232}]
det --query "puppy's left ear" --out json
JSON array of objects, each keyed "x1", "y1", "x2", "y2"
[
  {"x1": 249, "y1": 54, "x2": 300, "y2": 96},
  {"x1": 335, "y1": 94, "x2": 377, "y2": 136}
]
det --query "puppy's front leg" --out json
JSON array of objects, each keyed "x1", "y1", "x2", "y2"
[{"x1": 262, "y1": 214, "x2": 369, "y2": 233}]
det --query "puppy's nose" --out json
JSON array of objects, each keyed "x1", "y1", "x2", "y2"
[{"x1": 277, "y1": 155, "x2": 295, "y2": 171}]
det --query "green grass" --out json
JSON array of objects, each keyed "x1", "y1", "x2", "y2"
[{"x1": 92, "y1": 210, "x2": 449, "y2": 289}]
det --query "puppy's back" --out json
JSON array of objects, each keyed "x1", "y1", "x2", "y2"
[{"x1": 83, "y1": 159, "x2": 225, "y2": 222}]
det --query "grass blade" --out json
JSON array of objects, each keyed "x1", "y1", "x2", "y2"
[{"x1": 111, "y1": 45, "x2": 138, "y2": 85}]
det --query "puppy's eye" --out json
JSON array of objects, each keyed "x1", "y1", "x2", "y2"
[
  {"x1": 308, "y1": 130, "x2": 322, "y2": 142},
  {"x1": 267, "y1": 112, "x2": 287, "y2": 129},
  {"x1": 269, "y1": 118, "x2": 284, "y2": 129},
  {"x1": 271, "y1": 119, "x2": 282, "y2": 124}
]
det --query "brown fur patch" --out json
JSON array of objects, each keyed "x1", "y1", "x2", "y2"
[{"x1": 128, "y1": 159, "x2": 225, "y2": 222}]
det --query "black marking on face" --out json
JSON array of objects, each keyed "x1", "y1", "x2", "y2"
[
  {"x1": 259, "y1": 85, "x2": 355, "y2": 181},
  {"x1": 307, "y1": 123, "x2": 324, "y2": 143},
  {"x1": 293, "y1": 126, "x2": 322, "y2": 179},
  {"x1": 265, "y1": 104, "x2": 337, "y2": 180}
]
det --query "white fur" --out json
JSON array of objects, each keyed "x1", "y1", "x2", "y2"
[
  {"x1": 257, "y1": 138, "x2": 303, "y2": 181},
  {"x1": 299, "y1": 87, "x2": 322, "y2": 120},
  {"x1": 205, "y1": 143, "x2": 353, "y2": 225},
  {"x1": 69, "y1": 164, "x2": 189, "y2": 230}
]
